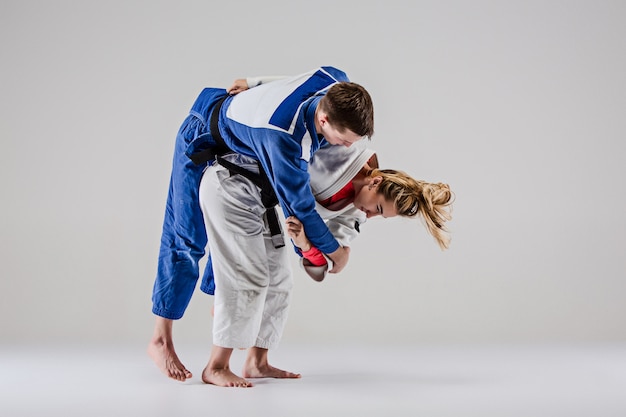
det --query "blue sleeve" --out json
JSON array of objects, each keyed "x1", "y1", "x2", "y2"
[{"x1": 251, "y1": 133, "x2": 340, "y2": 254}]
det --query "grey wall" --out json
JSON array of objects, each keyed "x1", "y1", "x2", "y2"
[{"x1": 1, "y1": 0, "x2": 625, "y2": 347}]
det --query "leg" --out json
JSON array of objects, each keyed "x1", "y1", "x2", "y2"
[
  {"x1": 243, "y1": 222, "x2": 300, "y2": 379},
  {"x1": 147, "y1": 317, "x2": 192, "y2": 381},
  {"x1": 200, "y1": 157, "x2": 270, "y2": 348},
  {"x1": 202, "y1": 345, "x2": 252, "y2": 388},
  {"x1": 149, "y1": 115, "x2": 207, "y2": 380},
  {"x1": 151, "y1": 114, "x2": 208, "y2": 320},
  {"x1": 199, "y1": 154, "x2": 271, "y2": 386}
]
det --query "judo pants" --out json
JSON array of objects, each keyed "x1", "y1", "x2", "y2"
[
  {"x1": 199, "y1": 153, "x2": 293, "y2": 349},
  {"x1": 151, "y1": 114, "x2": 209, "y2": 320}
]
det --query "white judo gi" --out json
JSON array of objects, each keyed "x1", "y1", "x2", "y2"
[{"x1": 199, "y1": 141, "x2": 375, "y2": 349}]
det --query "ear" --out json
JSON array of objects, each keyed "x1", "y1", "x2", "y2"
[
  {"x1": 317, "y1": 111, "x2": 328, "y2": 126},
  {"x1": 368, "y1": 176, "x2": 383, "y2": 189}
]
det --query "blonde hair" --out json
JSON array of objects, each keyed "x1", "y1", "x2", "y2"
[{"x1": 371, "y1": 168, "x2": 454, "y2": 250}]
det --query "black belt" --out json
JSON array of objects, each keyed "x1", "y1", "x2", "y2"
[
  {"x1": 187, "y1": 96, "x2": 230, "y2": 165},
  {"x1": 215, "y1": 155, "x2": 284, "y2": 248}
]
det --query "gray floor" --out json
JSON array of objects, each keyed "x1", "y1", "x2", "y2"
[{"x1": 1, "y1": 343, "x2": 625, "y2": 417}]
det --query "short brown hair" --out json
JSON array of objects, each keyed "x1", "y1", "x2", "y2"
[{"x1": 319, "y1": 82, "x2": 374, "y2": 138}]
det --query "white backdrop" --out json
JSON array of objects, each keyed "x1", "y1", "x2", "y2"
[{"x1": 1, "y1": 0, "x2": 624, "y2": 348}]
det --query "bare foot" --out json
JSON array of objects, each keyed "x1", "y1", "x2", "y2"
[
  {"x1": 147, "y1": 339, "x2": 192, "y2": 382},
  {"x1": 242, "y1": 362, "x2": 301, "y2": 379},
  {"x1": 243, "y1": 346, "x2": 301, "y2": 379},
  {"x1": 202, "y1": 365, "x2": 253, "y2": 387}
]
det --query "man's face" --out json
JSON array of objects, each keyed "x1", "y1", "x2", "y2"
[{"x1": 318, "y1": 117, "x2": 363, "y2": 148}]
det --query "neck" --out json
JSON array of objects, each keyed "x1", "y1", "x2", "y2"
[
  {"x1": 351, "y1": 167, "x2": 370, "y2": 190},
  {"x1": 314, "y1": 106, "x2": 322, "y2": 133}
]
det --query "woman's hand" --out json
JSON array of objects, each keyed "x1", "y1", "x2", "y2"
[
  {"x1": 227, "y1": 78, "x2": 249, "y2": 95},
  {"x1": 286, "y1": 216, "x2": 312, "y2": 252}
]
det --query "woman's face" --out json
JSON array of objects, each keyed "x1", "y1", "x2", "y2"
[{"x1": 353, "y1": 178, "x2": 398, "y2": 219}]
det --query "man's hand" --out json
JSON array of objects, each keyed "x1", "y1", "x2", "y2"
[
  {"x1": 227, "y1": 79, "x2": 249, "y2": 95},
  {"x1": 326, "y1": 246, "x2": 350, "y2": 274}
]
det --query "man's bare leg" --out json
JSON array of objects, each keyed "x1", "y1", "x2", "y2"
[
  {"x1": 147, "y1": 317, "x2": 192, "y2": 381},
  {"x1": 242, "y1": 346, "x2": 301, "y2": 379},
  {"x1": 202, "y1": 345, "x2": 253, "y2": 387}
]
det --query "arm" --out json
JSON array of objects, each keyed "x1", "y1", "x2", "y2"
[
  {"x1": 255, "y1": 141, "x2": 344, "y2": 264},
  {"x1": 286, "y1": 207, "x2": 364, "y2": 280},
  {"x1": 223, "y1": 68, "x2": 351, "y2": 271},
  {"x1": 227, "y1": 76, "x2": 287, "y2": 95},
  {"x1": 286, "y1": 216, "x2": 326, "y2": 264},
  {"x1": 286, "y1": 216, "x2": 333, "y2": 282}
]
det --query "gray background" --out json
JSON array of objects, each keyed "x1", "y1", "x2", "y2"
[{"x1": 1, "y1": 0, "x2": 624, "y2": 348}]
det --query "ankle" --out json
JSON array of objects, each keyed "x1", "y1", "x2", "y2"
[{"x1": 207, "y1": 362, "x2": 231, "y2": 372}]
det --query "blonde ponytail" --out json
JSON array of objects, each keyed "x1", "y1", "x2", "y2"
[{"x1": 372, "y1": 169, "x2": 454, "y2": 250}]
